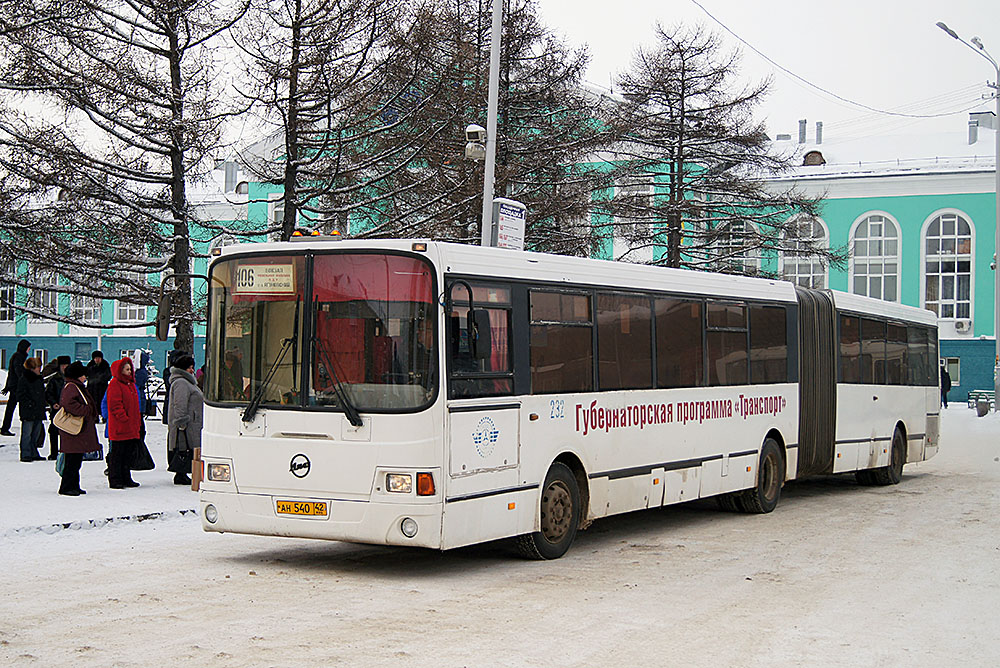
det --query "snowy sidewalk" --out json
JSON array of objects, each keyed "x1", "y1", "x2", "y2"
[{"x1": 0, "y1": 418, "x2": 198, "y2": 537}]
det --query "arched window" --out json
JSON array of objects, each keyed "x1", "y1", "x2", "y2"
[
  {"x1": 924, "y1": 212, "x2": 972, "y2": 319},
  {"x1": 851, "y1": 213, "x2": 899, "y2": 302},
  {"x1": 709, "y1": 220, "x2": 759, "y2": 274},
  {"x1": 780, "y1": 217, "x2": 829, "y2": 289}
]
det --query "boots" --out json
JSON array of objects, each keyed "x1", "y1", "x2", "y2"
[{"x1": 174, "y1": 472, "x2": 192, "y2": 486}]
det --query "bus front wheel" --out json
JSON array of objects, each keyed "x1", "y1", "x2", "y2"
[
  {"x1": 515, "y1": 462, "x2": 580, "y2": 560},
  {"x1": 737, "y1": 438, "x2": 785, "y2": 514}
]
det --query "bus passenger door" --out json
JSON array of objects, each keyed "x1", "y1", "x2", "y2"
[{"x1": 441, "y1": 280, "x2": 523, "y2": 549}]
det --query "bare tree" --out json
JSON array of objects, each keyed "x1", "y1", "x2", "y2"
[
  {"x1": 0, "y1": 0, "x2": 247, "y2": 349},
  {"x1": 234, "y1": 0, "x2": 462, "y2": 241},
  {"x1": 607, "y1": 24, "x2": 844, "y2": 276},
  {"x1": 339, "y1": 0, "x2": 614, "y2": 257}
]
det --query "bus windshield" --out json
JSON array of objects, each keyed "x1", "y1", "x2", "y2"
[{"x1": 207, "y1": 252, "x2": 437, "y2": 412}]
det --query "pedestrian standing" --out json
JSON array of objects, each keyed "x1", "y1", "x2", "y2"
[
  {"x1": 56, "y1": 362, "x2": 99, "y2": 496},
  {"x1": 1, "y1": 339, "x2": 31, "y2": 436},
  {"x1": 43, "y1": 355, "x2": 71, "y2": 460},
  {"x1": 940, "y1": 365, "x2": 952, "y2": 408},
  {"x1": 85, "y1": 351, "x2": 112, "y2": 422},
  {"x1": 16, "y1": 357, "x2": 46, "y2": 462},
  {"x1": 105, "y1": 358, "x2": 142, "y2": 489},
  {"x1": 161, "y1": 344, "x2": 189, "y2": 425},
  {"x1": 167, "y1": 355, "x2": 202, "y2": 486}
]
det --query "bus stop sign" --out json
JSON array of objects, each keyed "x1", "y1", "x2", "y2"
[{"x1": 490, "y1": 198, "x2": 526, "y2": 251}]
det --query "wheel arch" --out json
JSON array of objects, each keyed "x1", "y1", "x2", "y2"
[{"x1": 552, "y1": 451, "x2": 590, "y2": 530}]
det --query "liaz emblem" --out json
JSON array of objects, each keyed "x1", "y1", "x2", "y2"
[
  {"x1": 289, "y1": 453, "x2": 311, "y2": 478},
  {"x1": 472, "y1": 417, "x2": 499, "y2": 457}
]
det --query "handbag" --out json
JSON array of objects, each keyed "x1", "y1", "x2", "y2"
[
  {"x1": 168, "y1": 429, "x2": 193, "y2": 474},
  {"x1": 55, "y1": 453, "x2": 65, "y2": 476},
  {"x1": 83, "y1": 445, "x2": 104, "y2": 462},
  {"x1": 130, "y1": 439, "x2": 155, "y2": 471},
  {"x1": 53, "y1": 384, "x2": 89, "y2": 436}
]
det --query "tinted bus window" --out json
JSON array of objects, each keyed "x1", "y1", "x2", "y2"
[
  {"x1": 706, "y1": 302, "x2": 747, "y2": 386},
  {"x1": 749, "y1": 306, "x2": 788, "y2": 384},
  {"x1": 839, "y1": 315, "x2": 861, "y2": 383},
  {"x1": 907, "y1": 326, "x2": 928, "y2": 387},
  {"x1": 597, "y1": 293, "x2": 652, "y2": 390},
  {"x1": 861, "y1": 318, "x2": 886, "y2": 384},
  {"x1": 448, "y1": 283, "x2": 513, "y2": 399},
  {"x1": 886, "y1": 323, "x2": 907, "y2": 385},
  {"x1": 530, "y1": 291, "x2": 593, "y2": 393},
  {"x1": 655, "y1": 298, "x2": 703, "y2": 388},
  {"x1": 927, "y1": 328, "x2": 939, "y2": 386}
]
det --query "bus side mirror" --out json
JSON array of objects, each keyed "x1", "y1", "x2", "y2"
[
  {"x1": 470, "y1": 309, "x2": 492, "y2": 360},
  {"x1": 155, "y1": 293, "x2": 171, "y2": 342}
]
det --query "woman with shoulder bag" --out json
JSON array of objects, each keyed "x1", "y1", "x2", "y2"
[
  {"x1": 56, "y1": 362, "x2": 99, "y2": 496},
  {"x1": 167, "y1": 355, "x2": 202, "y2": 486}
]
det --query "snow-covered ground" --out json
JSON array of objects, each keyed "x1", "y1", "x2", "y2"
[
  {"x1": 1, "y1": 405, "x2": 998, "y2": 667},
  {"x1": 0, "y1": 418, "x2": 197, "y2": 537}
]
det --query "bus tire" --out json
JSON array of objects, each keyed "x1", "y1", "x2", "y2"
[
  {"x1": 514, "y1": 463, "x2": 580, "y2": 560},
  {"x1": 855, "y1": 469, "x2": 876, "y2": 486},
  {"x1": 869, "y1": 429, "x2": 905, "y2": 486},
  {"x1": 716, "y1": 493, "x2": 741, "y2": 512},
  {"x1": 736, "y1": 438, "x2": 784, "y2": 514}
]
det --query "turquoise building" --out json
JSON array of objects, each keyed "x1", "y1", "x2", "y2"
[{"x1": 2, "y1": 115, "x2": 997, "y2": 406}]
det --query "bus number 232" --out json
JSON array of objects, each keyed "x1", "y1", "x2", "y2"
[{"x1": 550, "y1": 400, "x2": 565, "y2": 419}]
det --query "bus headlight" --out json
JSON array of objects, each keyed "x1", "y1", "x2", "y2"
[
  {"x1": 400, "y1": 517, "x2": 418, "y2": 538},
  {"x1": 205, "y1": 504, "x2": 219, "y2": 524},
  {"x1": 207, "y1": 463, "x2": 231, "y2": 482},
  {"x1": 386, "y1": 473, "x2": 412, "y2": 493}
]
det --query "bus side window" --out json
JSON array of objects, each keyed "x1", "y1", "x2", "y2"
[
  {"x1": 749, "y1": 305, "x2": 788, "y2": 384},
  {"x1": 529, "y1": 290, "x2": 593, "y2": 394},
  {"x1": 861, "y1": 318, "x2": 886, "y2": 384},
  {"x1": 839, "y1": 315, "x2": 861, "y2": 383},
  {"x1": 447, "y1": 283, "x2": 513, "y2": 399}
]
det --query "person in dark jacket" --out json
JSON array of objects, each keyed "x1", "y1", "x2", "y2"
[
  {"x1": 167, "y1": 356, "x2": 203, "y2": 486},
  {"x1": 85, "y1": 351, "x2": 112, "y2": 422},
  {"x1": 134, "y1": 351, "x2": 152, "y2": 415},
  {"x1": 940, "y1": 365, "x2": 952, "y2": 408},
  {"x1": 56, "y1": 362, "x2": 100, "y2": 496},
  {"x1": 161, "y1": 344, "x2": 189, "y2": 425},
  {"x1": 106, "y1": 358, "x2": 142, "y2": 489},
  {"x1": 16, "y1": 357, "x2": 46, "y2": 462},
  {"x1": 1, "y1": 338, "x2": 31, "y2": 436},
  {"x1": 43, "y1": 355, "x2": 71, "y2": 460}
]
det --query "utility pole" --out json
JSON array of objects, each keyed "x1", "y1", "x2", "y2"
[
  {"x1": 479, "y1": 0, "x2": 503, "y2": 246},
  {"x1": 936, "y1": 22, "x2": 1000, "y2": 409}
]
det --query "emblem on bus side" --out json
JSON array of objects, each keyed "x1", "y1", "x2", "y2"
[
  {"x1": 290, "y1": 454, "x2": 311, "y2": 478},
  {"x1": 472, "y1": 417, "x2": 499, "y2": 458}
]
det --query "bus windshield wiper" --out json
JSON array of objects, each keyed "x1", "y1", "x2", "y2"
[
  {"x1": 313, "y1": 336, "x2": 364, "y2": 427},
  {"x1": 242, "y1": 336, "x2": 294, "y2": 423}
]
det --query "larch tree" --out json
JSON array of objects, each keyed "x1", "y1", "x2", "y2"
[
  {"x1": 233, "y1": 0, "x2": 460, "y2": 241},
  {"x1": 346, "y1": 0, "x2": 615, "y2": 257},
  {"x1": 607, "y1": 24, "x2": 843, "y2": 276},
  {"x1": 0, "y1": 0, "x2": 247, "y2": 350}
]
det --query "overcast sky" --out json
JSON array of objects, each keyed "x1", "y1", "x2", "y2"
[{"x1": 537, "y1": 0, "x2": 999, "y2": 145}]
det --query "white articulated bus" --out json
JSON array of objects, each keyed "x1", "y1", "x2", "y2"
[{"x1": 198, "y1": 239, "x2": 939, "y2": 559}]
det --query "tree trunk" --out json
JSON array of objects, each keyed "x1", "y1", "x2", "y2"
[
  {"x1": 168, "y1": 19, "x2": 193, "y2": 353},
  {"x1": 280, "y1": 0, "x2": 302, "y2": 242}
]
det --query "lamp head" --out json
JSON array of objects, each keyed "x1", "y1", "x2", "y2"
[
  {"x1": 936, "y1": 21, "x2": 959, "y2": 39},
  {"x1": 970, "y1": 36, "x2": 984, "y2": 50}
]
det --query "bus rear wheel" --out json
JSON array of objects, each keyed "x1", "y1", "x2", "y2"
[
  {"x1": 868, "y1": 428, "x2": 905, "y2": 486},
  {"x1": 515, "y1": 462, "x2": 580, "y2": 560},
  {"x1": 737, "y1": 438, "x2": 784, "y2": 514}
]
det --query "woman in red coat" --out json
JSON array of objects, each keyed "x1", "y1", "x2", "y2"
[
  {"x1": 106, "y1": 358, "x2": 142, "y2": 489},
  {"x1": 56, "y1": 362, "x2": 100, "y2": 496}
]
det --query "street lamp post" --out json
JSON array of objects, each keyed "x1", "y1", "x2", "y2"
[
  {"x1": 480, "y1": 0, "x2": 503, "y2": 247},
  {"x1": 936, "y1": 21, "x2": 1000, "y2": 410}
]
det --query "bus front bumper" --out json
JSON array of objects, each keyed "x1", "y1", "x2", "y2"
[{"x1": 199, "y1": 490, "x2": 443, "y2": 549}]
